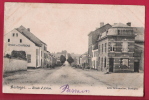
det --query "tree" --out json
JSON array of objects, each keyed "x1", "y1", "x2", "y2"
[
  {"x1": 67, "y1": 56, "x2": 74, "y2": 65},
  {"x1": 60, "y1": 55, "x2": 66, "y2": 64}
]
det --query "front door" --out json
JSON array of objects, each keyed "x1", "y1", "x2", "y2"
[
  {"x1": 134, "y1": 61, "x2": 139, "y2": 72},
  {"x1": 109, "y1": 58, "x2": 114, "y2": 72}
]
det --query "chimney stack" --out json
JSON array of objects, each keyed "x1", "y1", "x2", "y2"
[
  {"x1": 100, "y1": 22, "x2": 104, "y2": 27},
  {"x1": 27, "y1": 28, "x2": 30, "y2": 32},
  {"x1": 127, "y1": 22, "x2": 131, "y2": 26}
]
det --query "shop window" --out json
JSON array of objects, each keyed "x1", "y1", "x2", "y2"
[
  {"x1": 8, "y1": 39, "x2": 10, "y2": 42},
  {"x1": 122, "y1": 41, "x2": 128, "y2": 52},
  {"x1": 27, "y1": 54, "x2": 31, "y2": 63},
  {"x1": 110, "y1": 43, "x2": 115, "y2": 52},
  {"x1": 20, "y1": 39, "x2": 22, "y2": 43}
]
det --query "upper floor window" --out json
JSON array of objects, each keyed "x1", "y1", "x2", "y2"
[
  {"x1": 16, "y1": 33, "x2": 18, "y2": 37},
  {"x1": 8, "y1": 39, "x2": 10, "y2": 42},
  {"x1": 20, "y1": 39, "x2": 22, "y2": 43},
  {"x1": 102, "y1": 44, "x2": 103, "y2": 53},
  {"x1": 12, "y1": 33, "x2": 15, "y2": 37},
  {"x1": 98, "y1": 45, "x2": 100, "y2": 54},
  {"x1": 122, "y1": 41, "x2": 128, "y2": 52},
  {"x1": 105, "y1": 43, "x2": 107, "y2": 52},
  {"x1": 110, "y1": 43, "x2": 115, "y2": 52}
]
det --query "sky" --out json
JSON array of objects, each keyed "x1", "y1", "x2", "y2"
[{"x1": 4, "y1": 3, "x2": 145, "y2": 54}]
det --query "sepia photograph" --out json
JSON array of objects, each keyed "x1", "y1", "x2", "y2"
[{"x1": 3, "y1": 2, "x2": 145, "y2": 96}]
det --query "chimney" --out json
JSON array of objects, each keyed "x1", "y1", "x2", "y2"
[
  {"x1": 100, "y1": 22, "x2": 104, "y2": 27},
  {"x1": 127, "y1": 22, "x2": 131, "y2": 26},
  {"x1": 27, "y1": 28, "x2": 30, "y2": 32}
]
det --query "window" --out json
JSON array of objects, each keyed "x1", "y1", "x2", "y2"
[
  {"x1": 16, "y1": 33, "x2": 18, "y2": 37},
  {"x1": 122, "y1": 41, "x2": 128, "y2": 52},
  {"x1": 98, "y1": 45, "x2": 100, "y2": 54},
  {"x1": 12, "y1": 33, "x2": 15, "y2": 37},
  {"x1": 27, "y1": 54, "x2": 31, "y2": 63},
  {"x1": 20, "y1": 39, "x2": 22, "y2": 43},
  {"x1": 102, "y1": 44, "x2": 103, "y2": 53},
  {"x1": 105, "y1": 43, "x2": 107, "y2": 52},
  {"x1": 110, "y1": 43, "x2": 115, "y2": 52},
  {"x1": 104, "y1": 57, "x2": 106, "y2": 67},
  {"x1": 8, "y1": 39, "x2": 10, "y2": 42},
  {"x1": 41, "y1": 51, "x2": 42, "y2": 57}
]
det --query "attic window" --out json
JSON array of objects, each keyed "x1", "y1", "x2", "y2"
[
  {"x1": 20, "y1": 39, "x2": 22, "y2": 43},
  {"x1": 8, "y1": 39, "x2": 10, "y2": 42}
]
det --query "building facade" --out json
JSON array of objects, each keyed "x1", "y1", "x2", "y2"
[
  {"x1": 88, "y1": 23, "x2": 112, "y2": 68},
  {"x1": 4, "y1": 26, "x2": 47, "y2": 68},
  {"x1": 88, "y1": 22, "x2": 144, "y2": 72}
]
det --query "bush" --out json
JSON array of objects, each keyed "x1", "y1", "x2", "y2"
[
  {"x1": 11, "y1": 50, "x2": 27, "y2": 60},
  {"x1": 5, "y1": 54, "x2": 11, "y2": 58}
]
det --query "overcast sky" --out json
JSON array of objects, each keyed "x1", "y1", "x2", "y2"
[{"x1": 4, "y1": 3, "x2": 145, "y2": 54}]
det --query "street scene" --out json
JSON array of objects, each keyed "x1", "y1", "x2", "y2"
[
  {"x1": 4, "y1": 65, "x2": 143, "y2": 88},
  {"x1": 3, "y1": 3, "x2": 145, "y2": 96}
]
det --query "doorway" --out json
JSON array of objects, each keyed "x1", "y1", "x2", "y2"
[
  {"x1": 109, "y1": 58, "x2": 114, "y2": 72},
  {"x1": 134, "y1": 61, "x2": 139, "y2": 72}
]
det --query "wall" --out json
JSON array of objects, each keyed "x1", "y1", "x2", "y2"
[
  {"x1": 4, "y1": 58, "x2": 27, "y2": 73},
  {"x1": 98, "y1": 38, "x2": 109, "y2": 71}
]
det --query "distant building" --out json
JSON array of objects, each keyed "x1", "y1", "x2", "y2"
[
  {"x1": 4, "y1": 25, "x2": 47, "y2": 68},
  {"x1": 79, "y1": 52, "x2": 88, "y2": 68}
]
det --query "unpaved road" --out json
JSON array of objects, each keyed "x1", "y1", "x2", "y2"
[{"x1": 3, "y1": 65, "x2": 143, "y2": 88}]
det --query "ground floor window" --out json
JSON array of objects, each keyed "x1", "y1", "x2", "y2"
[{"x1": 27, "y1": 54, "x2": 31, "y2": 63}]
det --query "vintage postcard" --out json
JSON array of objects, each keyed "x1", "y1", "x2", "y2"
[{"x1": 3, "y1": 2, "x2": 145, "y2": 96}]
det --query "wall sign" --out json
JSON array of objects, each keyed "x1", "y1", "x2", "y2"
[{"x1": 8, "y1": 44, "x2": 30, "y2": 47}]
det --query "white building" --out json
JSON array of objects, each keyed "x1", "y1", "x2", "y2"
[{"x1": 4, "y1": 25, "x2": 47, "y2": 68}]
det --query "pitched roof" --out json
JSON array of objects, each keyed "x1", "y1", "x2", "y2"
[
  {"x1": 16, "y1": 25, "x2": 46, "y2": 47},
  {"x1": 93, "y1": 43, "x2": 98, "y2": 50},
  {"x1": 88, "y1": 23, "x2": 112, "y2": 36},
  {"x1": 112, "y1": 23, "x2": 130, "y2": 28}
]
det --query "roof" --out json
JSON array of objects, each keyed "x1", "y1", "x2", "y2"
[
  {"x1": 16, "y1": 25, "x2": 46, "y2": 47},
  {"x1": 88, "y1": 23, "x2": 112, "y2": 36},
  {"x1": 112, "y1": 23, "x2": 130, "y2": 28},
  {"x1": 93, "y1": 43, "x2": 98, "y2": 50}
]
